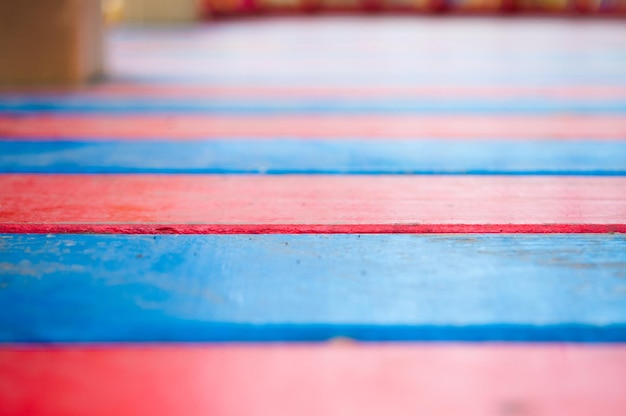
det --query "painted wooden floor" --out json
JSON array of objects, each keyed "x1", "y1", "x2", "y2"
[
  {"x1": 2, "y1": 140, "x2": 626, "y2": 174},
  {"x1": 2, "y1": 114, "x2": 625, "y2": 139},
  {"x1": 2, "y1": 345, "x2": 626, "y2": 416},
  {"x1": 2, "y1": 234, "x2": 626, "y2": 342},
  {"x1": 2, "y1": 175, "x2": 626, "y2": 233},
  {"x1": 3, "y1": 95, "x2": 626, "y2": 113},
  {"x1": 1, "y1": 16, "x2": 626, "y2": 415}
]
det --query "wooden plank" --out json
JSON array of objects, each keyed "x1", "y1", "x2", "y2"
[
  {"x1": 1, "y1": 233, "x2": 625, "y2": 342},
  {"x1": 1, "y1": 96, "x2": 625, "y2": 114},
  {"x1": 1, "y1": 140, "x2": 625, "y2": 175},
  {"x1": 1, "y1": 345, "x2": 626, "y2": 416},
  {"x1": 1, "y1": 175, "x2": 625, "y2": 233},
  {"x1": 4, "y1": 85, "x2": 626, "y2": 100},
  {"x1": 1, "y1": 115, "x2": 624, "y2": 140}
]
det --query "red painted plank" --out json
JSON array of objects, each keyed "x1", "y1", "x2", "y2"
[
  {"x1": 1, "y1": 115, "x2": 625, "y2": 140},
  {"x1": 1, "y1": 175, "x2": 625, "y2": 233},
  {"x1": 1, "y1": 344, "x2": 625, "y2": 416}
]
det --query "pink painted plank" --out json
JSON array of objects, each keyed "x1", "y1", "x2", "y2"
[
  {"x1": 4, "y1": 85, "x2": 626, "y2": 99},
  {"x1": 1, "y1": 115, "x2": 625, "y2": 140},
  {"x1": 1, "y1": 175, "x2": 625, "y2": 233},
  {"x1": 1, "y1": 344, "x2": 625, "y2": 416}
]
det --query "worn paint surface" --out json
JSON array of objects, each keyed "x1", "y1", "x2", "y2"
[
  {"x1": 1, "y1": 345, "x2": 626, "y2": 416},
  {"x1": 2, "y1": 115, "x2": 624, "y2": 140},
  {"x1": 1, "y1": 140, "x2": 626, "y2": 175},
  {"x1": 1, "y1": 17, "x2": 626, "y2": 414},
  {"x1": 0, "y1": 234, "x2": 625, "y2": 342},
  {"x1": 0, "y1": 16, "x2": 625, "y2": 415},
  {"x1": 1, "y1": 175, "x2": 625, "y2": 233}
]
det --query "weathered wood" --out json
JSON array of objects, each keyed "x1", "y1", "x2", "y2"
[
  {"x1": 1, "y1": 140, "x2": 625, "y2": 175},
  {"x1": 1, "y1": 115, "x2": 624, "y2": 140},
  {"x1": 2, "y1": 345, "x2": 626, "y2": 416},
  {"x1": 0, "y1": 175, "x2": 624, "y2": 233},
  {"x1": 0, "y1": 234, "x2": 625, "y2": 342},
  {"x1": 0, "y1": 0, "x2": 103, "y2": 85}
]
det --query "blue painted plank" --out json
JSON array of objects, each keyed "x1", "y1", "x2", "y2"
[
  {"x1": 1, "y1": 234, "x2": 625, "y2": 343},
  {"x1": 0, "y1": 97, "x2": 625, "y2": 114},
  {"x1": 1, "y1": 140, "x2": 626, "y2": 175}
]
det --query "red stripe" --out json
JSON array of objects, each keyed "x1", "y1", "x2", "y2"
[
  {"x1": 1, "y1": 115, "x2": 625, "y2": 140},
  {"x1": 1, "y1": 344, "x2": 625, "y2": 416},
  {"x1": 2, "y1": 223, "x2": 626, "y2": 234},
  {"x1": 1, "y1": 175, "x2": 624, "y2": 233}
]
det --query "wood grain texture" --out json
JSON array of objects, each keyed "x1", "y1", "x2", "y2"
[
  {"x1": 1, "y1": 234, "x2": 625, "y2": 342},
  {"x1": 1, "y1": 345, "x2": 626, "y2": 416},
  {"x1": 2, "y1": 115, "x2": 624, "y2": 140},
  {"x1": 1, "y1": 140, "x2": 625, "y2": 175},
  {"x1": 1, "y1": 175, "x2": 625, "y2": 233}
]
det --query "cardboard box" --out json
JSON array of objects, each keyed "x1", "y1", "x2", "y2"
[{"x1": 0, "y1": 0, "x2": 104, "y2": 85}]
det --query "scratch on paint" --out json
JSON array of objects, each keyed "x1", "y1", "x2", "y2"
[{"x1": 0, "y1": 260, "x2": 85, "y2": 279}]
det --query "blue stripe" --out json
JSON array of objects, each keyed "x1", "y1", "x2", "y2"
[
  {"x1": 1, "y1": 140, "x2": 625, "y2": 175},
  {"x1": 1, "y1": 98, "x2": 626, "y2": 114},
  {"x1": 1, "y1": 234, "x2": 625, "y2": 343}
]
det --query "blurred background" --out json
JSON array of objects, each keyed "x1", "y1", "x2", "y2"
[{"x1": 104, "y1": 0, "x2": 626, "y2": 21}]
